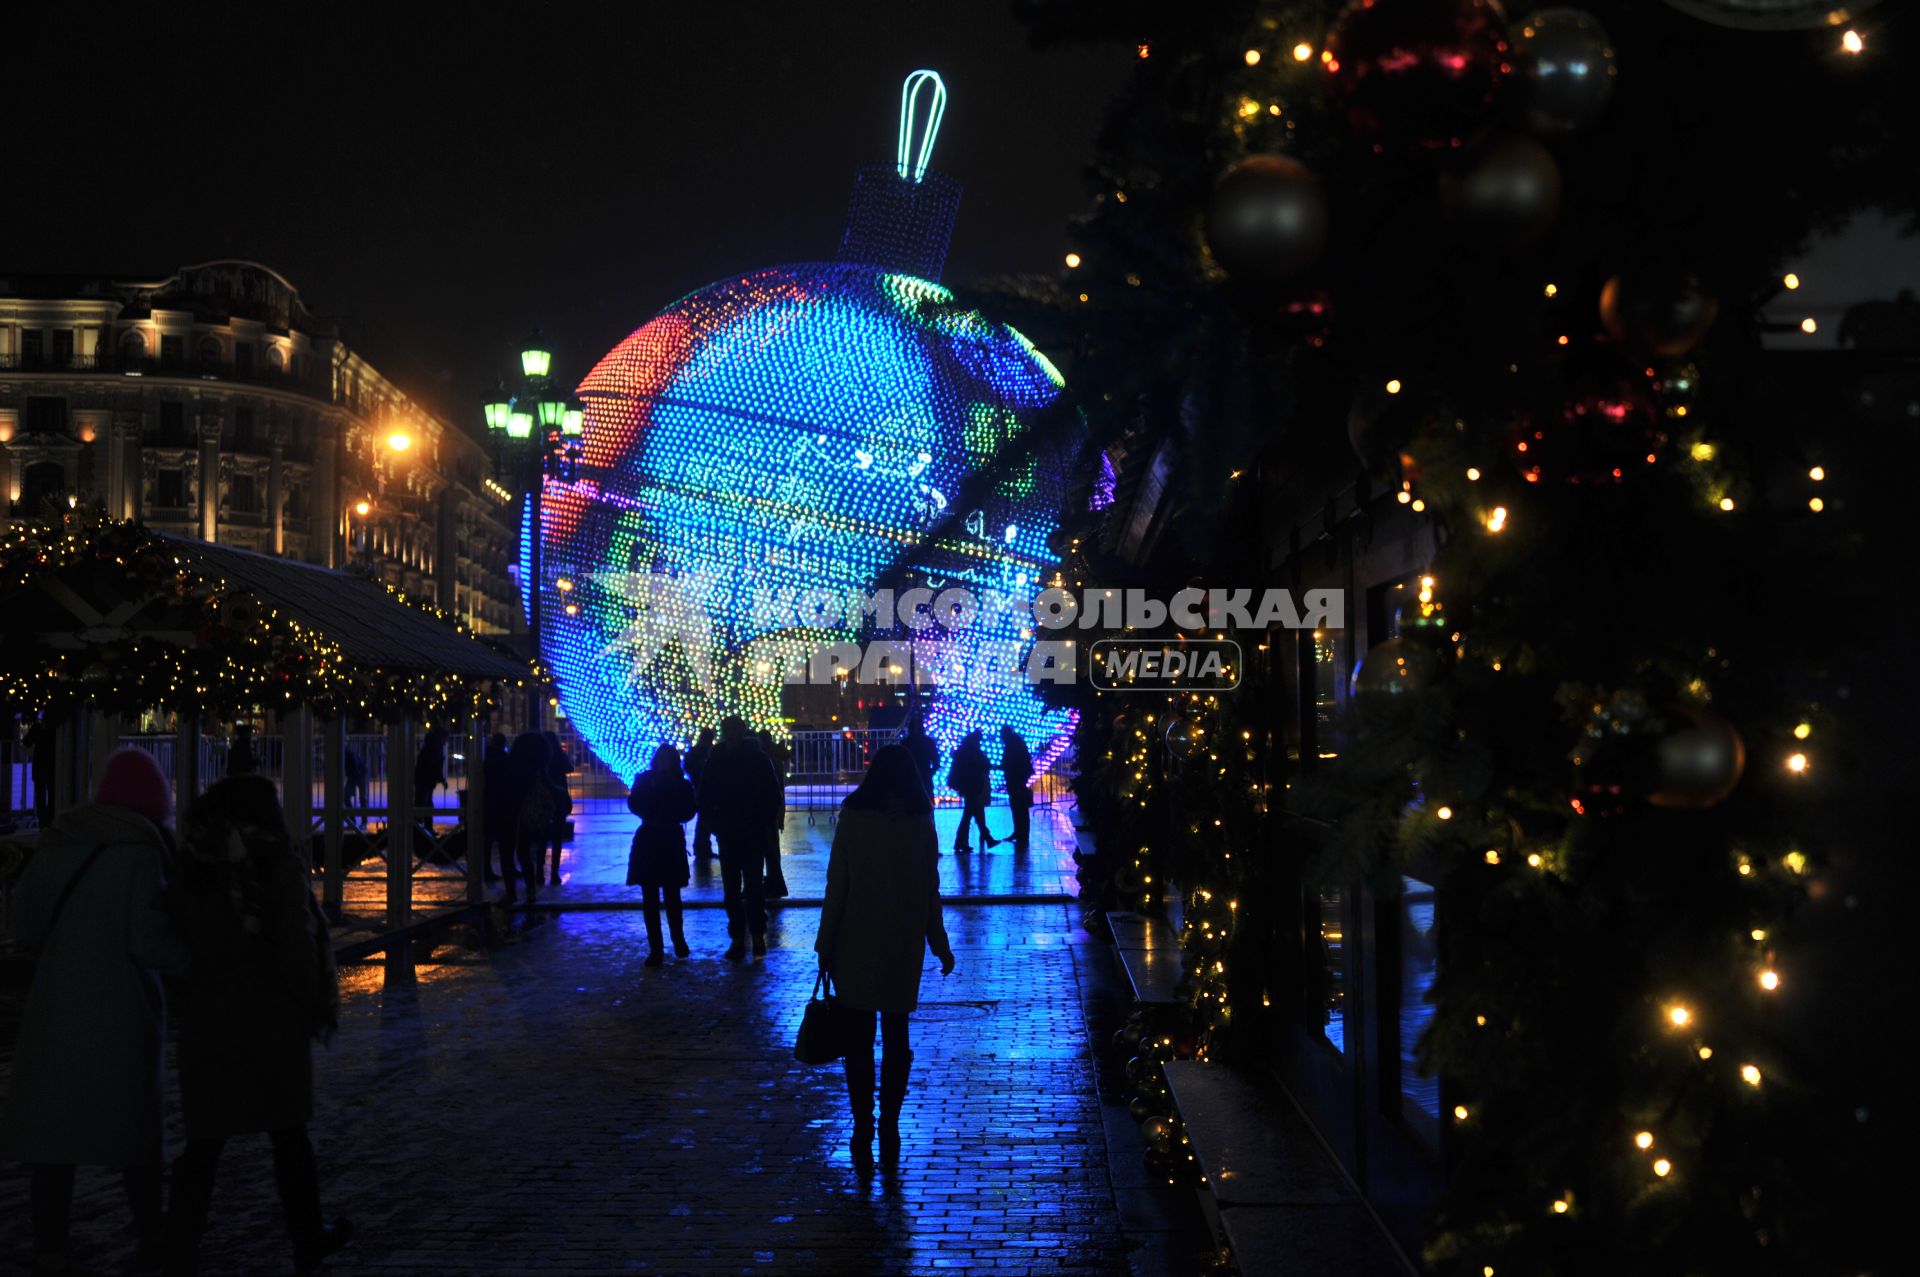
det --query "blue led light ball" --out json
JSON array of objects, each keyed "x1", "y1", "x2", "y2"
[{"x1": 535, "y1": 262, "x2": 1079, "y2": 782}]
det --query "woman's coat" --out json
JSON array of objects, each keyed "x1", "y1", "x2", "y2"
[
  {"x1": 1, "y1": 803, "x2": 190, "y2": 1165},
  {"x1": 814, "y1": 807, "x2": 953, "y2": 1014},
  {"x1": 171, "y1": 826, "x2": 332, "y2": 1140},
  {"x1": 626, "y1": 769, "x2": 698, "y2": 888}
]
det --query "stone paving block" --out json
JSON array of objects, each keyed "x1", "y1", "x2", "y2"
[{"x1": 1, "y1": 904, "x2": 1146, "y2": 1276}]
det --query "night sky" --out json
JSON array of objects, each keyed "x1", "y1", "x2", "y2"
[{"x1": 6, "y1": 5, "x2": 1131, "y2": 424}]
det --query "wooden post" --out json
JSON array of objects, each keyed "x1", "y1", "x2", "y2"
[
  {"x1": 321, "y1": 717, "x2": 344, "y2": 923},
  {"x1": 465, "y1": 714, "x2": 487, "y2": 906},
  {"x1": 174, "y1": 714, "x2": 202, "y2": 819},
  {"x1": 384, "y1": 718, "x2": 416, "y2": 985},
  {"x1": 54, "y1": 718, "x2": 80, "y2": 818},
  {"x1": 86, "y1": 710, "x2": 118, "y2": 803},
  {"x1": 282, "y1": 706, "x2": 313, "y2": 864}
]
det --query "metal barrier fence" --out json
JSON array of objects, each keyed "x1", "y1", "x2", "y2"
[{"x1": 111, "y1": 732, "x2": 474, "y2": 824}]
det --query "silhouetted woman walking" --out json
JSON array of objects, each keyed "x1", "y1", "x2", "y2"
[
  {"x1": 164, "y1": 775, "x2": 349, "y2": 1276},
  {"x1": 814, "y1": 745, "x2": 955, "y2": 1176},
  {"x1": 627, "y1": 744, "x2": 698, "y2": 966},
  {"x1": 947, "y1": 729, "x2": 995, "y2": 852}
]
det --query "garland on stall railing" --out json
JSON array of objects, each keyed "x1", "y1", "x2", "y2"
[{"x1": 0, "y1": 510, "x2": 524, "y2": 726}]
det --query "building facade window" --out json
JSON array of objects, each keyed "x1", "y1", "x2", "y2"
[
  {"x1": 121, "y1": 330, "x2": 148, "y2": 363},
  {"x1": 155, "y1": 469, "x2": 187, "y2": 510},
  {"x1": 157, "y1": 401, "x2": 188, "y2": 446},
  {"x1": 160, "y1": 335, "x2": 183, "y2": 366},
  {"x1": 228, "y1": 473, "x2": 259, "y2": 514},
  {"x1": 24, "y1": 397, "x2": 67, "y2": 435},
  {"x1": 51, "y1": 330, "x2": 74, "y2": 365},
  {"x1": 19, "y1": 461, "x2": 66, "y2": 512},
  {"x1": 20, "y1": 329, "x2": 43, "y2": 363}
]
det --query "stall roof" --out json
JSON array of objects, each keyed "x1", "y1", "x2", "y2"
[{"x1": 158, "y1": 534, "x2": 526, "y2": 681}]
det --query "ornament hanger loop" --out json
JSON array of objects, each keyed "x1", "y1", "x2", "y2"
[{"x1": 896, "y1": 69, "x2": 947, "y2": 185}]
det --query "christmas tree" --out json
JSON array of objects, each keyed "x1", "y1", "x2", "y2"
[{"x1": 1006, "y1": 1, "x2": 1913, "y2": 1271}]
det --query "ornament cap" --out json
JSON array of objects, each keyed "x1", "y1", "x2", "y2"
[{"x1": 837, "y1": 71, "x2": 962, "y2": 281}]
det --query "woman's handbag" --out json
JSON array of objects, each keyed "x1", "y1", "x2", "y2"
[{"x1": 793, "y1": 971, "x2": 847, "y2": 1064}]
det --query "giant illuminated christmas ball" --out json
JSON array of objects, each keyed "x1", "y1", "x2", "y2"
[{"x1": 533, "y1": 73, "x2": 1080, "y2": 782}]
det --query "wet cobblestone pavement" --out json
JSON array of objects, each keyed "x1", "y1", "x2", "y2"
[{"x1": 1, "y1": 900, "x2": 1190, "y2": 1276}]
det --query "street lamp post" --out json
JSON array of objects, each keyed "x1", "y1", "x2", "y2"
[{"x1": 484, "y1": 333, "x2": 582, "y2": 729}]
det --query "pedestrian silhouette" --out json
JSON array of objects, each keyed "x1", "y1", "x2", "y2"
[
  {"x1": 23, "y1": 713, "x2": 57, "y2": 828},
  {"x1": 685, "y1": 726, "x2": 716, "y2": 861},
  {"x1": 698, "y1": 716, "x2": 781, "y2": 959},
  {"x1": 1, "y1": 747, "x2": 189, "y2": 1275},
  {"x1": 814, "y1": 744, "x2": 955, "y2": 1177},
  {"x1": 481, "y1": 732, "x2": 511, "y2": 884},
  {"x1": 626, "y1": 744, "x2": 699, "y2": 965},
  {"x1": 501, "y1": 733, "x2": 555, "y2": 906},
  {"x1": 165, "y1": 774, "x2": 350, "y2": 1275},
  {"x1": 999, "y1": 726, "x2": 1034, "y2": 855},
  {"x1": 412, "y1": 727, "x2": 448, "y2": 809},
  {"x1": 226, "y1": 723, "x2": 258, "y2": 777},
  {"x1": 902, "y1": 717, "x2": 940, "y2": 801},
  {"x1": 538, "y1": 731, "x2": 574, "y2": 886},
  {"x1": 342, "y1": 746, "x2": 367, "y2": 818},
  {"x1": 758, "y1": 728, "x2": 790, "y2": 899},
  {"x1": 946, "y1": 730, "x2": 996, "y2": 852}
]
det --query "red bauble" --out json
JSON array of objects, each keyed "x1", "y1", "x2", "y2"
[
  {"x1": 1509, "y1": 351, "x2": 1666, "y2": 485},
  {"x1": 1324, "y1": 0, "x2": 1513, "y2": 152}
]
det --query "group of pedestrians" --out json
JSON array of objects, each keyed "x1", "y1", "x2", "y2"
[
  {"x1": 479, "y1": 730, "x2": 575, "y2": 905},
  {"x1": 628, "y1": 717, "x2": 787, "y2": 963},
  {"x1": 2, "y1": 748, "x2": 348, "y2": 1276},
  {"x1": 913, "y1": 721, "x2": 1034, "y2": 855}
]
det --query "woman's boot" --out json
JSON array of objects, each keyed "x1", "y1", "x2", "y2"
[
  {"x1": 878, "y1": 1049, "x2": 913, "y2": 1170},
  {"x1": 845, "y1": 1053, "x2": 876, "y2": 1176},
  {"x1": 643, "y1": 908, "x2": 665, "y2": 967},
  {"x1": 272, "y1": 1129, "x2": 352, "y2": 1275}
]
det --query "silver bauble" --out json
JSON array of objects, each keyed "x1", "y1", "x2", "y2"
[{"x1": 1514, "y1": 9, "x2": 1617, "y2": 133}]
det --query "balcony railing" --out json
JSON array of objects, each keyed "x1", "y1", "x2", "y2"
[{"x1": 0, "y1": 350, "x2": 332, "y2": 399}]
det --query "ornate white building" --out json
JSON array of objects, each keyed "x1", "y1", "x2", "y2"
[{"x1": 0, "y1": 260, "x2": 520, "y2": 635}]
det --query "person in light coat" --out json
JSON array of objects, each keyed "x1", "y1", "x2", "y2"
[
  {"x1": 814, "y1": 745, "x2": 955, "y2": 1176},
  {"x1": 2, "y1": 747, "x2": 189, "y2": 1276}
]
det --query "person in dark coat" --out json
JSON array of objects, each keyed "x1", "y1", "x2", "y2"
[
  {"x1": 999, "y1": 727, "x2": 1035, "y2": 854},
  {"x1": 226, "y1": 724, "x2": 258, "y2": 778},
  {"x1": 757, "y1": 729, "x2": 790, "y2": 899},
  {"x1": 481, "y1": 732, "x2": 511, "y2": 883},
  {"x1": 814, "y1": 745, "x2": 955, "y2": 1176},
  {"x1": 626, "y1": 744, "x2": 699, "y2": 966},
  {"x1": 165, "y1": 775, "x2": 349, "y2": 1276},
  {"x1": 2, "y1": 748, "x2": 189, "y2": 1276},
  {"x1": 412, "y1": 726, "x2": 448, "y2": 810},
  {"x1": 902, "y1": 717, "x2": 940, "y2": 801},
  {"x1": 501, "y1": 733, "x2": 555, "y2": 906},
  {"x1": 946, "y1": 730, "x2": 996, "y2": 853},
  {"x1": 538, "y1": 731, "x2": 574, "y2": 886},
  {"x1": 24, "y1": 713, "x2": 56, "y2": 827},
  {"x1": 685, "y1": 726, "x2": 716, "y2": 860},
  {"x1": 341, "y1": 746, "x2": 367, "y2": 818},
  {"x1": 697, "y1": 716, "x2": 781, "y2": 959}
]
